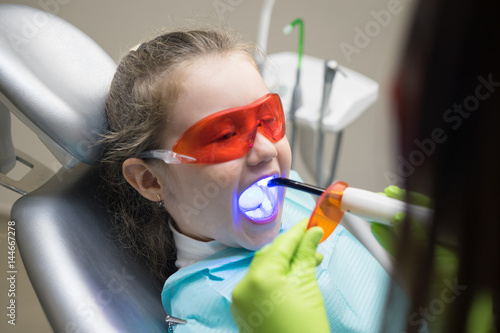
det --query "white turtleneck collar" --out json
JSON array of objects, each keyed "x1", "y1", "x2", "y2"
[{"x1": 169, "y1": 224, "x2": 228, "y2": 269}]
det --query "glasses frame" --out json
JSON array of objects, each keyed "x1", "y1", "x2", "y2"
[
  {"x1": 136, "y1": 150, "x2": 196, "y2": 164},
  {"x1": 136, "y1": 93, "x2": 284, "y2": 164}
]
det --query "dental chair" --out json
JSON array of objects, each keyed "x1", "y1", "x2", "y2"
[{"x1": 0, "y1": 4, "x2": 168, "y2": 332}]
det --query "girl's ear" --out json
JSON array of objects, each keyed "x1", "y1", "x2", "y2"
[{"x1": 122, "y1": 158, "x2": 162, "y2": 202}]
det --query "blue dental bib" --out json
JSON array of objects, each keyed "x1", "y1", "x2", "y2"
[{"x1": 162, "y1": 171, "x2": 408, "y2": 332}]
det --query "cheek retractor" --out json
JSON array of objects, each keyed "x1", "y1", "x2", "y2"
[{"x1": 268, "y1": 178, "x2": 433, "y2": 242}]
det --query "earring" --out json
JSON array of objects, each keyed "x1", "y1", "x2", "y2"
[{"x1": 156, "y1": 194, "x2": 164, "y2": 207}]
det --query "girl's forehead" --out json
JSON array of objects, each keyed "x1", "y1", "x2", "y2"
[{"x1": 165, "y1": 54, "x2": 268, "y2": 137}]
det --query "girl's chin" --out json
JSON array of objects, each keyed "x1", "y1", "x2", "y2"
[
  {"x1": 243, "y1": 239, "x2": 274, "y2": 251},
  {"x1": 237, "y1": 218, "x2": 281, "y2": 250}
]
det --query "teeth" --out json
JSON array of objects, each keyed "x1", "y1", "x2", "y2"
[
  {"x1": 254, "y1": 208, "x2": 264, "y2": 219},
  {"x1": 261, "y1": 197, "x2": 272, "y2": 215},
  {"x1": 239, "y1": 175, "x2": 279, "y2": 221},
  {"x1": 239, "y1": 186, "x2": 264, "y2": 211}
]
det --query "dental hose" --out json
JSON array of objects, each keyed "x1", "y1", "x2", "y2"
[
  {"x1": 256, "y1": 0, "x2": 276, "y2": 73},
  {"x1": 283, "y1": 18, "x2": 304, "y2": 168}
]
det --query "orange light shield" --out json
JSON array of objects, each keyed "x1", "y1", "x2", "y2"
[{"x1": 307, "y1": 181, "x2": 348, "y2": 242}]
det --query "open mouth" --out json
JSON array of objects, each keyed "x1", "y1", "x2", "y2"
[{"x1": 238, "y1": 174, "x2": 279, "y2": 224}]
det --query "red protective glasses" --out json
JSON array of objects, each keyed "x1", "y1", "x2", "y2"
[{"x1": 137, "y1": 93, "x2": 285, "y2": 164}]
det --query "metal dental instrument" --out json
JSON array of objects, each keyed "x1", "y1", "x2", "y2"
[
  {"x1": 327, "y1": 130, "x2": 343, "y2": 186},
  {"x1": 283, "y1": 18, "x2": 304, "y2": 167},
  {"x1": 165, "y1": 315, "x2": 187, "y2": 333},
  {"x1": 326, "y1": 65, "x2": 347, "y2": 186},
  {"x1": 315, "y1": 61, "x2": 349, "y2": 187},
  {"x1": 316, "y1": 60, "x2": 338, "y2": 187}
]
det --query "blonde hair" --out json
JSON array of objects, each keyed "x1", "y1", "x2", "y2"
[{"x1": 99, "y1": 28, "x2": 260, "y2": 283}]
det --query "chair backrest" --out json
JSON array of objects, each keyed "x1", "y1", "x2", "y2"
[
  {"x1": 0, "y1": 3, "x2": 113, "y2": 168},
  {"x1": 1, "y1": 4, "x2": 168, "y2": 332},
  {"x1": 12, "y1": 165, "x2": 168, "y2": 332}
]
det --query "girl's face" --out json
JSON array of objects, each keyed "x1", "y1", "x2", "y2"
[{"x1": 158, "y1": 53, "x2": 291, "y2": 250}]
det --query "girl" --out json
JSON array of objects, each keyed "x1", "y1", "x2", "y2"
[{"x1": 100, "y1": 28, "x2": 404, "y2": 332}]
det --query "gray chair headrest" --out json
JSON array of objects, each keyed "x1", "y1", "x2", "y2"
[{"x1": 0, "y1": 4, "x2": 116, "y2": 167}]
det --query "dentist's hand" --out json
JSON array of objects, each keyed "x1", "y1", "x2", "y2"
[
  {"x1": 370, "y1": 187, "x2": 489, "y2": 332},
  {"x1": 370, "y1": 185, "x2": 431, "y2": 256},
  {"x1": 231, "y1": 220, "x2": 329, "y2": 333}
]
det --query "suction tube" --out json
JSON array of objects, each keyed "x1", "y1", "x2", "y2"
[{"x1": 283, "y1": 18, "x2": 304, "y2": 71}]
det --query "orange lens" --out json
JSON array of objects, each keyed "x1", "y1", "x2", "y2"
[
  {"x1": 307, "y1": 181, "x2": 348, "y2": 242},
  {"x1": 172, "y1": 93, "x2": 285, "y2": 164}
]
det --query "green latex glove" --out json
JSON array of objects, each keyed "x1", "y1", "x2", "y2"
[
  {"x1": 370, "y1": 185, "x2": 431, "y2": 256},
  {"x1": 370, "y1": 187, "x2": 495, "y2": 332},
  {"x1": 231, "y1": 220, "x2": 330, "y2": 333}
]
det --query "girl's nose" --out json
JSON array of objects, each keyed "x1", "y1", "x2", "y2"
[{"x1": 246, "y1": 131, "x2": 278, "y2": 166}]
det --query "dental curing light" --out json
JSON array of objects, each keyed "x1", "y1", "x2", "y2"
[{"x1": 268, "y1": 178, "x2": 433, "y2": 242}]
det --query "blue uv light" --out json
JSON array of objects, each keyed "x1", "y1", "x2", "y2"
[{"x1": 238, "y1": 175, "x2": 279, "y2": 223}]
